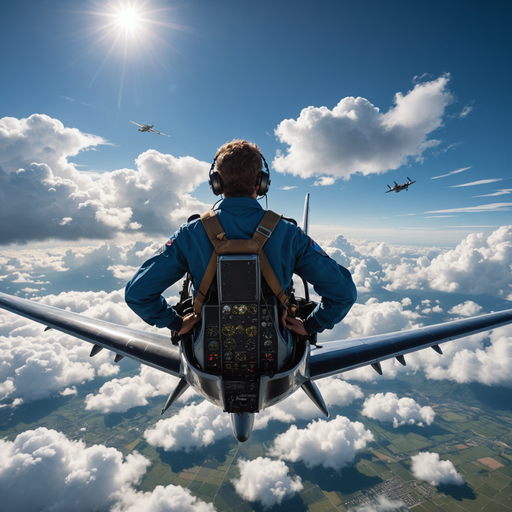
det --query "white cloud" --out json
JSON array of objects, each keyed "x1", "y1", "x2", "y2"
[
  {"x1": 383, "y1": 225, "x2": 512, "y2": 296},
  {"x1": 255, "y1": 378, "x2": 364, "y2": 428},
  {"x1": 232, "y1": 458, "x2": 303, "y2": 509},
  {"x1": 0, "y1": 427, "x2": 150, "y2": 512},
  {"x1": 111, "y1": 485, "x2": 215, "y2": 512},
  {"x1": 85, "y1": 366, "x2": 197, "y2": 414},
  {"x1": 350, "y1": 495, "x2": 408, "y2": 511},
  {"x1": 322, "y1": 298, "x2": 422, "y2": 344},
  {"x1": 411, "y1": 452, "x2": 464, "y2": 486},
  {"x1": 143, "y1": 400, "x2": 232, "y2": 452},
  {"x1": 448, "y1": 301, "x2": 482, "y2": 317},
  {"x1": 459, "y1": 105, "x2": 473, "y2": 118},
  {"x1": 473, "y1": 189, "x2": 512, "y2": 198},
  {"x1": 269, "y1": 415, "x2": 374, "y2": 470},
  {"x1": 0, "y1": 114, "x2": 210, "y2": 244},
  {"x1": 0, "y1": 114, "x2": 106, "y2": 183},
  {"x1": 449, "y1": 179, "x2": 502, "y2": 188},
  {"x1": 273, "y1": 75, "x2": 453, "y2": 181},
  {"x1": 431, "y1": 167, "x2": 472, "y2": 179},
  {"x1": 361, "y1": 392, "x2": 435, "y2": 427},
  {"x1": 425, "y1": 203, "x2": 512, "y2": 214}
]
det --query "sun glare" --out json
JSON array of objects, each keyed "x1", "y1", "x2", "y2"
[{"x1": 116, "y1": 7, "x2": 140, "y2": 31}]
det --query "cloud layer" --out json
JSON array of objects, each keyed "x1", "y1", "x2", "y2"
[{"x1": 273, "y1": 75, "x2": 453, "y2": 181}]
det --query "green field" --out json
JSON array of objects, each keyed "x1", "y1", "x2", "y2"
[{"x1": 2, "y1": 371, "x2": 512, "y2": 511}]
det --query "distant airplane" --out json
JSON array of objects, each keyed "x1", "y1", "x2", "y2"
[
  {"x1": 130, "y1": 120, "x2": 170, "y2": 137},
  {"x1": 386, "y1": 177, "x2": 416, "y2": 193},
  {"x1": 1, "y1": 194, "x2": 511, "y2": 443}
]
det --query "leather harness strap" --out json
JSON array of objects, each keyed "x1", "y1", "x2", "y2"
[{"x1": 193, "y1": 210, "x2": 288, "y2": 315}]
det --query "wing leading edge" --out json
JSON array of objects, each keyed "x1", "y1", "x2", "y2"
[
  {"x1": 0, "y1": 291, "x2": 182, "y2": 378},
  {"x1": 310, "y1": 308, "x2": 512, "y2": 380}
]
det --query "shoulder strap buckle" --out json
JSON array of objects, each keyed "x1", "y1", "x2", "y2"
[{"x1": 255, "y1": 225, "x2": 272, "y2": 238}]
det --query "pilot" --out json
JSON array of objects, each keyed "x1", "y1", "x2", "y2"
[{"x1": 125, "y1": 139, "x2": 356, "y2": 339}]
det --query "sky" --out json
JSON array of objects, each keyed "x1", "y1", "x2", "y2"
[{"x1": 0, "y1": 1, "x2": 512, "y2": 511}]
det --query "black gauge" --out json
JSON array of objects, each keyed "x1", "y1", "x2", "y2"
[
  {"x1": 245, "y1": 340, "x2": 256, "y2": 351},
  {"x1": 247, "y1": 304, "x2": 257, "y2": 315},
  {"x1": 206, "y1": 324, "x2": 219, "y2": 337},
  {"x1": 224, "y1": 351, "x2": 233, "y2": 361},
  {"x1": 235, "y1": 352, "x2": 246, "y2": 362},
  {"x1": 237, "y1": 305, "x2": 247, "y2": 315},
  {"x1": 236, "y1": 324, "x2": 245, "y2": 334},
  {"x1": 246, "y1": 326, "x2": 257, "y2": 337},
  {"x1": 208, "y1": 340, "x2": 219, "y2": 351},
  {"x1": 222, "y1": 305, "x2": 231, "y2": 315},
  {"x1": 264, "y1": 339, "x2": 273, "y2": 348},
  {"x1": 263, "y1": 329, "x2": 273, "y2": 339},
  {"x1": 224, "y1": 338, "x2": 236, "y2": 350},
  {"x1": 222, "y1": 324, "x2": 235, "y2": 336}
]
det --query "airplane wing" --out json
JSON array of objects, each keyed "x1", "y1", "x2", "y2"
[
  {"x1": 130, "y1": 120, "x2": 143, "y2": 127},
  {"x1": 0, "y1": 291, "x2": 182, "y2": 378},
  {"x1": 149, "y1": 128, "x2": 170, "y2": 137},
  {"x1": 309, "y1": 308, "x2": 512, "y2": 380}
]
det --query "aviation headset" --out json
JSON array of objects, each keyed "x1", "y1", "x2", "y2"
[{"x1": 208, "y1": 153, "x2": 271, "y2": 197}]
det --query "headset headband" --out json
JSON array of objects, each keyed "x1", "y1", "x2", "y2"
[{"x1": 208, "y1": 153, "x2": 271, "y2": 197}]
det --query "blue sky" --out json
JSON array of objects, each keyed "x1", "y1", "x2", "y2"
[{"x1": 1, "y1": 0, "x2": 510, "y2": 246}]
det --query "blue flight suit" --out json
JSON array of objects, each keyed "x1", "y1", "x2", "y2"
[{"x1": 125, "y1": 197, "x2": 356, "y2": 334}]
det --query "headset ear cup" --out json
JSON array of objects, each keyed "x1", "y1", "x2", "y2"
[
  {"x1": 258, "y1": 170, "x2": 270, "y2": 196},
  {"x1": 209, "y1": 170, "x2": 223, "y2": 196}
]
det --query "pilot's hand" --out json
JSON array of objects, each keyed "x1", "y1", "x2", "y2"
[
  {"x1": 178, "y1": 312, "x2": 201, "y2": 335},
  {"x1": 284, "y1": 315, "x2": 308, "y2": 336}
]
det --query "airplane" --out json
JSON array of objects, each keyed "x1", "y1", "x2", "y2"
[
  {"x1": 386, "y1": 177, "x2": 416, "y2": 193},
  {"x1": 130, "y1": 120, "x2": 170, "y2": 137},
  {"x1": 0, "y1": 194, "x2": 511, "y2": 443}
]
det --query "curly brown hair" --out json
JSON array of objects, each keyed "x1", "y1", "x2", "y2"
[{"x1": 215, "y1": 139, "x2": 262, "y2": 197}]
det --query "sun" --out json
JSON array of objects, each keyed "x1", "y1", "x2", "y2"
[{"x1": 116, "y1": 7, "x2": 141, "y2": 32}]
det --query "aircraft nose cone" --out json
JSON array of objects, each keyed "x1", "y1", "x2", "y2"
[{"x1": 230, "y1": 412, "x2": 255, "y2": 443}]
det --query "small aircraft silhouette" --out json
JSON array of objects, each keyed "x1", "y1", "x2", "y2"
[
  {"x1": 386, "y1": 177, "x2": 416, "y2": 193},
  {"x1": 130, "y1": 120, "x2": 170, "y2": 137},
  {"x1": 1, "y1": 195, "x2": 511, "y2": 443}
]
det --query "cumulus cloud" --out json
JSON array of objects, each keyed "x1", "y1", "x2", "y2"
[
  {"x1": 269, "y1": 415, "x2": 374, "y2": 470},
  {"x1": 255, "y1": 378, "x2": 364, "y2": 428},
  {"x1": 0, "y1": 427, "x2": 150, "y2": 512},
  {"x1": 144, "y1": 400, "x2": 232, "y2": 452},
  {"x1": 273, "y1": 75, "x2": 453, "y2": 181},
  {"x1": 0, "y1": 114, "x2": 210, "y2": 244},
  {"x1": 422, "y1": 325, "x2": 512, "y2": 386},
  {"x1": 111, "y1": 485, "x2": 215, "y2": 512},
  {"x1": 232, "y1": 458, "x2": 303, "y2": 509},
  {"x1": 361, "y1": 392, "x2": 435, "y2": 427},
  {"x1": 383, "y1": 225, "x2": 512, "y2": 296},
  {"x1": 322, "y1": 297, "x2": 422, "y2": 344},
  {"x1": 85, "y1": 366, "x2": 192, "y2": 413},
  {"x1": 411, "y1": 452, "x2": 464, "y2": 486},
  {"x1": 0, "y1": 114, "x2": 106, "y2": 182},
  {"x1": 448, "y1": 301, "x2": 482, "y2": 317},
  {"x1": 350, "y1": 496, "x2": 408, "y2": 511}
]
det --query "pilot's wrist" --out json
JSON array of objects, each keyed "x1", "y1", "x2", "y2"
[
  {"x1": 167, "y1": 315, "x2": 183, "y2": 332},
  {"x1": 303, "y1": 316, "x2": 321, "y2": 335}
]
